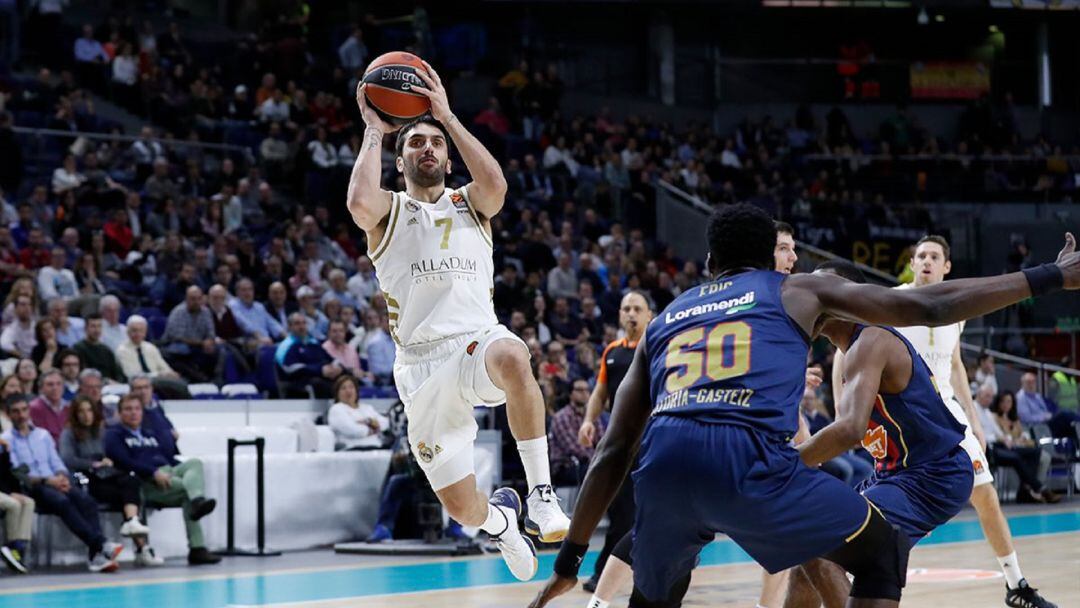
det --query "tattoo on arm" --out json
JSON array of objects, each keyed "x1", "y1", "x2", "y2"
[{"x1": 365, "y1": 129, "x2": 383, "y2": 151}]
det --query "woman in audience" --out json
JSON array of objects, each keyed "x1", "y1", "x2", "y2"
[
  {"x1": 59, "y1": 396, "x2": 164, "y2": 566},
  {"x1": 994, "y1": 392, "x2": 1032, "y2": 446},
  {"x1": 988, "y1": 391, "x2": 1059, "y2": 503},
  {"x1": 30, "y1": 319, "x2": 59, "y2": 372},
  {"x1": 1, "y1": 278, "x2": 39, "y2": 329},
  {"x1": 327, "y1": 375, "x2": 389, "y2": 450},
  {"x1": 14, "y1": 359, "x2": 37, "y2": 395}
]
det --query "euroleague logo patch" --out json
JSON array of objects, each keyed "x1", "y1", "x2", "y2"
[
  {"x1": 450, "y1": 192, "x2": 467, "y2": 209},
  {"x1": 862, "y1": 425, "x2": 888, "y2": 460},
  {"x1": 466, "y1": 340, "x2": 479, "y2": 355},
  {"x1": 973, "y1": 459, "x2": 985, "y2": 474}
]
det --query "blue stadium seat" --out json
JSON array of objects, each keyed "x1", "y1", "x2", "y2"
[
  {"x1": 146, "y1": 316, "x2": 166, "y2": 341},
  {"x1": 254, "y1": 345, "x2": 279, "y2": 397}
]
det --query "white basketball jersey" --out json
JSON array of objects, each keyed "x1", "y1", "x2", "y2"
[
  {"x1": 892, "y1": 283, "x2": 963, "y2": 404},
  {"x1": 369, "y1": 186, "x2": 497, "y2": 348}
]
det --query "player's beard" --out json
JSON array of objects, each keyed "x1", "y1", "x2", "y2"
[{"x1": 404, "y1": 156, "x2": 445, "y2": 188}]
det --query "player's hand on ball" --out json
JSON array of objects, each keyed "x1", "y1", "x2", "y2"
[
  {"x1": 1055, "y1": 232, "x2": 1079, "y2": 289},
  {"x1": 356, "y1": 83, "x2": 400, "y2": 133},
  {"x1": 412, "y1": 60, "x2": 453, "y2": 124},
  {"x1": 527, "y1": 573, "x2": 577, "y2": 608},
  {"x1": 578, "y1": 421, "x2": 596, "y2": 447}
]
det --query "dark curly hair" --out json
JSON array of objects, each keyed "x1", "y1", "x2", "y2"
[{"x1": 706, "y1": 203, "x2": 776, "y2": 275}]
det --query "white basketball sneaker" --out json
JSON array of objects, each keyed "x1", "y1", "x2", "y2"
[
  {"x1": 488, "y1": 487, "x2": 538, "y2": 581},
  {"x1": 524, "y1": 484, "x2": 570, "y2": 543}
]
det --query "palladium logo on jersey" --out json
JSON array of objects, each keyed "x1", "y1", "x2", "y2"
[
  {"x1": 410, "y1": 256, "x2": 478, "y2": 277},
  {"x1": 664, "y1": 291, "x2": 756, "y2": 324}
]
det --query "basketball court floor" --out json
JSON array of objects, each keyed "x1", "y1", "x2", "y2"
[{"x1": 1, "y1": 503, "x2": 1076, "y2": 608}]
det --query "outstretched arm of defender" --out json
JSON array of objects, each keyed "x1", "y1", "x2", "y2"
[
  {"x1": 347, "y1": 84, "x2": 396, "y2": 233},
  {"x1": 412, "y1": 61, "x2": 508, "y2": 218},
  {"x1": 794, "y1": 233, "x2": 1078, "y2": 329},
  {"x1": 798, "y1": 338, "x2": 888, "y2": 468},
  {"x1": 528, "y1": 341, "x2": 652, "y2": 608}
]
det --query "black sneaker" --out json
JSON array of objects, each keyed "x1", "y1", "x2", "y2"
[
  {"x1": 0, "y1": 546, "x2": 28, "y2": 574},
  {"x1": 1006, "y1": 579, "x2": 1057, "y2": 608},
  {"x1": 188, "y1": 547, "x2": 222, "y2": 566},
  {"x1": 189, "y1": 497, "x2": 217, "y2": 521},
  {"x1": 582, "y1": 574, "x2": 599, "y2": 593}
]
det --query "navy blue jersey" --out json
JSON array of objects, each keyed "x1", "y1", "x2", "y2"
[
  {"x1": 851, "y1": 326, "x2": 966, "y2": 475},
  {"x1": 644, "y1": 270, "x2": 808, "y2": 437}
]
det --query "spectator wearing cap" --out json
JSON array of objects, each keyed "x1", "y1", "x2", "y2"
[{"x1": 276, "y1": 312, "x2": 341, "y2": 398}]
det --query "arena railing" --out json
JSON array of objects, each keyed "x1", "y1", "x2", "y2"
[{"x1": 11, "y1": 126, "x2": 256, "y2": 173}]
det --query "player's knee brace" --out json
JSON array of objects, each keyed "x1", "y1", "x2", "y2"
[
  {"x1": 611, "y1": 530, "x2": 634, "y2": 566},
  {"x1": 822, "y1": 508, "x2": 911, "y2": 602}
]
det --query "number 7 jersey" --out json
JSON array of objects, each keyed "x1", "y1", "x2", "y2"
[
  {"x1": 644, "y1": 270, "x2": 809, "y2": 438},
  {"x1": 368, "y1": 186, "x2": 498, "y2": 348}
]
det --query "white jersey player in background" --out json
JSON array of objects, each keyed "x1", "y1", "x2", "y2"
[
  {"x1": 833, "y1": 236, "x2": 1057, "y2": 608},
  {"x1": 347, "y1": 62, "x2": 568, "y2": 582}
]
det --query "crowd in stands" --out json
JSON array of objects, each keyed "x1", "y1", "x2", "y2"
[
  {"x1": 0, "y1": 4, "x2": 1078, "y2": 569},
  {"x1": 0, "y1": 370, "x2": 221, "y2": 574}
]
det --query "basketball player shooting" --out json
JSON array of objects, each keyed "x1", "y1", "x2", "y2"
[{"x1": 347, "y1": 61, "x2": 569, "y2": 582}]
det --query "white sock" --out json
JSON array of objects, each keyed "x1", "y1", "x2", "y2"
[
  {"x1": 480, "y1": 503, "x2": 511, "y2": 537},
  {"x1": 517, "y1": 436, "x2": 552, "y2": 491},
  {"x1": 997, "y1": 551, "x2": 1024, "y2": 589},
  {"x1": 586, "y1": 596, "x2": 609, "y2": 608}
]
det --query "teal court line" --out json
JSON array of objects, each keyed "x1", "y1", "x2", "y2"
[{"x1": 2, "y1": 511, "x2": 1078, "y2": 608}]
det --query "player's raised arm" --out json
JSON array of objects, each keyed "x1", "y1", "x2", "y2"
[
  {"x1": 346, "y1": 84, "x2": 398, "y2": 232},
  {"x1": 528, "y1": 339, "x2": 652, "y2": 608},
  {"x1": 790, "y1": 233, "x2": 1078, "y2": 329},
  {"x1": 798, "y1": 334, "x2": 890, "y2": 468},
  {"x1": 412, "y1": 61, "x2": 508, "y2": 218}
]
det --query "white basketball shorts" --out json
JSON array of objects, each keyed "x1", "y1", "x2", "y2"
[{"x1": 393, "y1": 324, "x2": 527, "y2": 491}]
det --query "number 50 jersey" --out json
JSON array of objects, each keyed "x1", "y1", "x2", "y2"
[{"x1": 645, "y1": 270, "x2": 809, "y2": 439}]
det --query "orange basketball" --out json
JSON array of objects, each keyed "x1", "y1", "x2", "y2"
[{"x1": 362, "y1": 51, "x2": 432, "y2": 124}]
